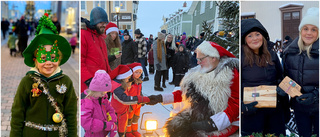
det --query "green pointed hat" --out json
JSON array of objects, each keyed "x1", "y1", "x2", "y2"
[{"x1": 23, "y1": 12, "x2": 71, "y2": 67}]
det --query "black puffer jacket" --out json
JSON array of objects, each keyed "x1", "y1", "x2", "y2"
[
  {"x1": 121, "y1": 37, "x2": 138, "y2": 64},
  {"x1": 283, "y1": 38, "x2": 319, "y2": 112}
]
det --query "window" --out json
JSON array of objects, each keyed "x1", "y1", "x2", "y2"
[
  {"x1": 292, "y1": 11, "x2": 300, "y2": 19},
  {"x1": 196, "y1": 24, "x2": 200, "y2": 38},
  {"x1": 283, "y1": 12, "x2": 291, "y2": 20},
  {"x1": 194, "y1": 10, "x2": 197, "y2": 16},
  {"x1": 200, "y1": 1, "x2": 205, "y2": 14},
  {"x1": 93, "y1": 1, "x2": 106, "y2": 10},
  {"x1": 127, "y1": 25, "x2": 131, "y2": 29},
  {"x1": 210, "y1": 1, "x2": 213, "y2": 9},
  {"x1": 115, "y1": 1, "x2": 126, "y2": 10},
  {"x1": 81, "y1": 1, "x2": 86, "y2": 11}
]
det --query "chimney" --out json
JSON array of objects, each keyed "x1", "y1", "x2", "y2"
[{"x1": 183, "y1": 1, "x2": 187, "y2": 7}]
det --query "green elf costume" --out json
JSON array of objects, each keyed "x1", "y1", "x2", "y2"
[{"x1": 10, "y1": 13, "x2": 77, "y2": 137}]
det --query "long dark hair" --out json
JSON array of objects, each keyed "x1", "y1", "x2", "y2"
[{"x1": 243, "y1": 37, "x2": 274, "y2": 67}]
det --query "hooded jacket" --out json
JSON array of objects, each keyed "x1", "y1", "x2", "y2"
[
  {"x1": 172, "y1": 46, "x2": 190, "y2": 74},
  {"x1": 81, "y1": 17, "x2": 112, "y2": 93},
  {"x1": 121, "y1": 36, "x2": 138, "y2": 65},
  {"x1": 283, "y1": 38, "x2": 319, "y2": 112},
  {"x1": 81, "y1": 95, "x2": 117, "y2": 137}
]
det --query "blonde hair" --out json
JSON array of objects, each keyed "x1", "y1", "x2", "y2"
[
  {"x1": 297, "y1": 35, "x2": 316, "y2": 59},
  {"x1": 85, "y1": 89, "x2": 103, "y2": 99}
]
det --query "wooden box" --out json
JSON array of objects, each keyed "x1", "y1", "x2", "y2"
[
  {"x1": 279, "y1": 76, "x2": 302, "y2": 97},
  {"x1": 243, "y1": 85, "x2": 277, "y2": 108}
]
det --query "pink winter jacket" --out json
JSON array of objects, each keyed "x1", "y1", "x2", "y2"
[{"x1": 81, "y1": 95, "x2": 117, "y2": 137}]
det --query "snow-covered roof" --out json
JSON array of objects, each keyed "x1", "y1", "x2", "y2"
[
  {"x1": 279, "y1": 3, "x2": 304, "y2": 9},
  {"x1": 241, "y1": 12, "x2": 255, "y2": 17}
]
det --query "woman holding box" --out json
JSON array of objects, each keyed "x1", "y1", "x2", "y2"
[
  {"x1": 241, "y1": 18, "x2": 290, "y2": 136},
  {"x1": 282, "y1": 7, "x2": 319, "y2": 137}
]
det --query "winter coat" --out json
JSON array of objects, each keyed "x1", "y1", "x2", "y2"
[
  {"x1": 135, "y1": 36, "x2": 147, "y2": 58},
  {"x1": 121, "y1": 37, "x2": 138, "y2": 65},
  {"x1": 69, "y1": 36, "x2": 78, "y2": 46},
  {"x1": 148, "y1": 48, "x2": 154, "y2": 65},
  {"x1": 172, "y1": 50, "x2": 189, "y2": 74},
  {"x1": 127, "y1": 82, "x2": 142, "y2": 111},
  {"x1": 283, "y1": 38, "x2": 319, "y2": 112},
  {"x1": 8, "y1": 34, "x2": 17, "y2": 49},
  {"x1": 164, "y1": 57, "x2": 239, "y2": 137},
  {"x1": 153, "y1": 40, "x2": 167, "y2": 71},
  {"x1": 81, "y1": 96, "x2": 117, "y2": 137},
  {"x1": 181, "y1": 35, "x2": 187, "y2": 46},
  {"x1": 241, "y1": 47, "x2": 290, "y2": 111},
  {"x1": 81, "y1": 18, "x2": 112, "y2": 93},
  {"x1": 10, "y1": 68, "x2": 77, "y2": 137},
  {"x1": 165, "y1": 42, "x2": 176, "y2": 68}
]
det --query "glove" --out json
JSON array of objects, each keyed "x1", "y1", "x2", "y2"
[
  {"x1": 296, "y1": 93, "x2": 316, "y2": 105},
  {"x1": 104, "y1": 122, "x2": 116, "y2": 131},
  {"x1": 276, "y1": 86, "x2": 287, "y2": 96},
  {"x1": 241, "y1": 101, "x2": 258, "y2": 115},
  {"x1": 147, "y1": 94, "x2": 163, "y2": 105},
  {"x1": 137, "y1": 96, "x2": 150, "y2": 104},
  {"x1": 191, "y1": 119, "x2": 218, "y2": 132},
  {"x1": 84, "y1": 77, "x2": 93, "y2": 87}
]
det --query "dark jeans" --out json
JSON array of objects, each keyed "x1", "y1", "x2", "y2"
[
  {"x1": 294, "y1": 110, "x2": 319, "y2": 137},
  {"x1": 71, "y1": 46, "x2": 76, "y2": 54},
  {"x1": 138, "y1": 57, "x2": 148, "y2": 77},
  {"x1": 154, "y1": 70, "x2": 166, "y2": 87},
  {"x1": 241, "y1": 108, "x2": 286, "y2": 136},
  {"x1": 174, "y1": 73, "x2": 185, "y2": 86}
]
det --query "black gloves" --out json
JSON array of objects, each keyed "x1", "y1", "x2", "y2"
[
  {"x1": 296, "y1": 93, "x2": 316, "y2": 105},
  {"x1": 276, "y1": 86, "x2": 287, "y2": 96},
  {"x1": 191, "y1": 119, "x2": 218, "y2": 132},
  {"x1": 147, "y1": 94, "x2": 163, "y2": 105},
  {"x1": 84, "y1": 77, "x2": 93, "y2": 87},
  {"x1": 241, "y1": 101, "x2": 258, "y2": 115}
]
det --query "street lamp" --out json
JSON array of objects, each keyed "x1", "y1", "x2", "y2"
[{"x1": 115, "y1": 6, "x2": 120, "y2": 28}]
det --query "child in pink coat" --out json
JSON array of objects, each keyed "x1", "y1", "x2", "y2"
[{"x1": 81, "y1": 70, "x2": 117, "y2": 137}]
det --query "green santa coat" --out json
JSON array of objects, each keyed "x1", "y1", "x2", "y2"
[{"x1": 10, "y1": 68, "x2": 77, "y2": 137}]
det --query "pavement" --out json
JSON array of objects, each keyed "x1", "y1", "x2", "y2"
[{"x1": 1, "y1": 33, "x2": 79, "y2": 137}]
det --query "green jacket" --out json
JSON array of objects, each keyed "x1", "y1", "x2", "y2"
[
  {"x1": 7, "y1": 35, "x2": 17, "y2": 49},
  {"x1": 10, "y1": 69, "x2": 77, "y2": 137}
]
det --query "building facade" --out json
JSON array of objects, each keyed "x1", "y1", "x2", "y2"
[
  {"x1": 241, "y1": 1, "x2": 319, "y2": 42},
  {"x1": 81, "y1": 1, "x2": 139, "y2": 36},
  {"x1": 162, "y1": 2, "x2": 192, "y2": 36},
  {"x1": 51, "y1": 1, "x2": 79, "y2": 34},
  {"x1": 1, "y1": 1, "x2": 9, "y2": 20},
  {"x1": 188, "y1": 1, "x2": 220, "y2": 38}
]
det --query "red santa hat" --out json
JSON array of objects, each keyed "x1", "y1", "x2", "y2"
[
  {"x1": 127, "y1": 63, "x2": 142, "y2": 72},
  {"x1": 110, "y1": 65, "x2": 133, "y2": 80},
  {"x1": 105, "y1": 22, "x2": 119, "y2": 35},
  {"x1": 196, "y1": 41, "x2": 235, "y2": 59}
]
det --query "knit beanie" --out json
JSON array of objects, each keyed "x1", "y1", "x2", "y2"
[
  {"x1": 105, "y1": 22, "x2": 119, "y2": 35},
  {"x1": 299, "y1": 7, "x2": 319, "y2": 31},
  {"x1": 89, "y1": 70, "x2": 112, "y2": 92},
  {"x1": 90, "y1": 7, "x2": 109, "y2": 26},
  {"x1": 123, "y1": 29, "x2": 129, "y2": 36},
  {"x1": 158, "y1": 32, "x2": 166, "y2": 40}
]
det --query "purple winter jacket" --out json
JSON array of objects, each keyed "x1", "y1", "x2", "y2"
[
  {"x1": 81, "y1": 95, "x2": 117, "y2": 137},
  {"x1": 181, "y1": 35, "x2": 187, "y2": 46}
]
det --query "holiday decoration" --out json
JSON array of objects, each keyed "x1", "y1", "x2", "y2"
[
  {"x1": 56, "y1": 84, "x2": 67, "y2": 94},
  {"x1": 52, "y1": 112, "x2": 63, "y2": 123},
  {"x1": 31, "y1": 83, "x2": 42, "y2": 97}
]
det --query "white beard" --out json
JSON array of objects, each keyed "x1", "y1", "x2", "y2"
[{"x1": 199, "y1": 63, "x2": 214, "y2": 73}]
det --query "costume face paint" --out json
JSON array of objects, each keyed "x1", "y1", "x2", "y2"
[{"x1": 36, "y1": 40, "x2": 60, "y2": 63}]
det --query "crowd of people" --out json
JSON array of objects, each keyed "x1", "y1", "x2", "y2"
[{"x1": 80, "y1": 7, "x2": 239, "y2": 137}]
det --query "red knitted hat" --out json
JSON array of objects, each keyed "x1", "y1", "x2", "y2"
[
  {"x1": 127, "y1": 63, "x2": 142, "y2": 72},
  {"x1": 110, "y1": 65, "x2": 133, "y2": 80},
  {"x1": 105, "y1": 22, "x2": 119, "y2": 35},
  {"x1": 196, "y1": 41, "x2": 235, "y2": 59}
]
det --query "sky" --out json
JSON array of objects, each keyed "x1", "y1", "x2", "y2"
[
  {"x1": 8, "y1": 1, "x2": 51, "y2": 15},
  {"x1": 136, "y1": 1, "x2": 192, "y2": 38}
]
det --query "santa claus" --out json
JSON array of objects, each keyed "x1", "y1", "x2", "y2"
[{"x1": 148, "y1": 41, "x2": 239, "y2": 137}]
